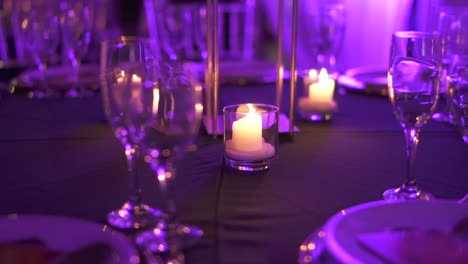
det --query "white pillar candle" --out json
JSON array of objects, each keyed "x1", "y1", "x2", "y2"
[
  {"x1": 308, "y1": 68, "x2": 335, "y2": 103},
  {"x1": 231, "y1": 104, "x2": 263, "y2": 152}
]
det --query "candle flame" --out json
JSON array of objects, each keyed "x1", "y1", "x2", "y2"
[
  {"x1": 318, "y1": 68, "x2": 329, "y2": 83},
  {"x1": 308, "y1": 69, "x2": 318, "y2": 79},
  {"x1": 247, "y1": 103, "x2": 256, "y2": 114},
  {"x1": 131, "y1": 74, "x2": 141, "y2": 83},
  {"x1": 195, "y1": 103, "x2": 203, "y2": 112},
  {"x1": 117, "y1": 70, "x2": 125, "y2": 83}
]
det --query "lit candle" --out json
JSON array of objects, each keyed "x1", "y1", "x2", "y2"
[
  {"x1": 225, "y1": 104, "x2": 276, "y2": 161},
  {"x1": 308, "y1": 68, "x2": 335, "y2": 103},
  {"x1": 299, "y1": 68, "x2": 336, "y2": 112},
  {"x1": 231, "y1": 104, "x2": 262, "y2": 152}
]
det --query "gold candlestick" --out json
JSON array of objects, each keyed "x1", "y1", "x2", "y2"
[
  {"x1": 289, "y1": 0, "x2": 298, "y2": 135},
  {"x1": 276, "y1": 0, "x2": 284, "y2": 109}
]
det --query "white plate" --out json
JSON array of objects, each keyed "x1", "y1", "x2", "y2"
[
  {"x1": 12, "y1": 65, "x2": 100, "y2": 91},
  {"x1": 0, "y1": 214, "x2": 139, "y2": 264},
  {"x1": 336, "y1": 65, "x2": 388, "y2": 96},
  {"x1": 323, "y1": 200, "x2": 468, "y2": 264}
]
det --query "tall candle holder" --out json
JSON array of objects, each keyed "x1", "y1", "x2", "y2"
[{"x1": 203, "y1": 0, "x2": 299, "y2": 136}]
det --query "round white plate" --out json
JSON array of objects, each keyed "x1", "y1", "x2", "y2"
[
  {"x1": 0, "y1": 214, "x2": 139, "y2": 264},
  {"x1": 323, "y1": 199, "x2": 468, "y2": 264}
]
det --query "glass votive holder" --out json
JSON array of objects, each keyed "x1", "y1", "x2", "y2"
[
  {"x1": 298, "y1": 68, "x2": 337, "y2": 121},
  {"x1": 223, "y1": 103, "x2": 279, "y2": 171}
]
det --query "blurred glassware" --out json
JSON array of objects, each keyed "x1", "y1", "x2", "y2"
[
  {"x1": 158, "y1": 3, "x2": 195, "y2": 61},
  {"x1": 82, "y1": 0, "x2": 121, "y2": 65},
  {"x1": 438, "y1": 8, "x2": 468, "y2": 144},
  {"x1": 142, "y1": 0, "x2": 256, "y2": 62},
  {"x1": 135, "y1": 61, "x2": 204, "y2": 256},
  {"x1": 195, "y1": 1, "x2": 256, "y2": 61},
  {"x1": 385, "y1": 31, "x2": 441, "y2": 200},
  {"x1": 16, "y1": 1, "x2": 60, "y2": 94},
  {"x1": 100, "y1": 36, "x2": 162, "y2": 230},
  {"x1": 447, "y1": 55, "x2": 468, "y2": 144},
  {"x1": 0, "y1": 6, "x2": 27, "y2": 86},
  {"x1": 302, "y1": 3, "x2": 345, "y2": 78},
  {"x1": 431, "y1": 6, "x2": 468, "y2": 124},
  {"x1": 60, "y1": 0, "x2": 91, "y2": 75},
  {"x1": 0, "y1": 10, "x2": 10, "y2": 63}
]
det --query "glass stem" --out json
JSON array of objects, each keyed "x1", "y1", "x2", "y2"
[
  {"x1": 151, "y1": 157, "x2": 178, "y2": 224},
  {"x1": 124, "y1": 143, "x2": 142, "y2": 204},
  {"x1": 403, "y1": 127, "x2": 420, "y2": 189},
  {"x1": 35, "y1": 56, "x2": 48, "y2": 92}
]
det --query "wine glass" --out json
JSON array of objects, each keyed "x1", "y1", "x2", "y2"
[
  {"x1": 133, "y1": 61, "x2": 204, "y2": 259},
  {"x1": 60, "y1": 0, "x2": 92, "y2": 79},
  {"x1": 100, "y1": 36, "x2": 162, "y2": 230},
  {"x1": 447, "y1": 56, "x2": 468, "y2": 144},
  {"x1": 431, "y1": 8, "x2": 468, "y2": 124},
  {"x1": 384, "y1": 31, "x2": 441, "y2": 200},
  {"x1": 443, "y1": 11, "x2": 468, "y2": 143}
]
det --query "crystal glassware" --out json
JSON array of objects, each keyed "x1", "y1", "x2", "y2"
[
  {"x1": 384, "y1": 31, "x2": 441, "y2": 200},
  {"x1": 134, "y1": 61, "x2": 204, "y2": 259},
  {"x1": 100, "y1": 37, "x2": 162, "y2": 230}
]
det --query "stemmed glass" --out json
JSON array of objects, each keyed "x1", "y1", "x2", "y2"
[
  {"x1": 100, "y1": 37, "x2": 162, "y2": 230},
  {"x1": 60, "y1": 0, "x2": 92, "y2": 80},
  {"x1": 447, "y1": 56, "x2": 468, "y2": 144},
  {"x1": 441, "y1": 11, "x2": 468, "y2": 143},
  {"x1": 384, "y1": 31, "x2": 441, "y2": 200},
  {"x1": 132, "y1": 61, "x2": 204, "y2": 260}
]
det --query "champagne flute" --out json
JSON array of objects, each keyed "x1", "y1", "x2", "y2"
[
  {"x1": 100, "y1": 37, "x2": 162, "y2": 230},
  {"x1": 384, "y1": 31, "x2": 441, "y2": 200},
  {"x1": 133, "y1": 61, "x2": 204, "y2": 258}
]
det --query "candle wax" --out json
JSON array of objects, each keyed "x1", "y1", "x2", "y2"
[
  {"x1": 231, "y1": 107, "x2": 263, "y2": 152},
  {"x1": 225, "y1": 140, "x2": 275, "y2": 161}
]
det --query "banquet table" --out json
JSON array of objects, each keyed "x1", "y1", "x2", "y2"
[{"x1": 0, "y1": 82, "x2": 467, "y2": 264}]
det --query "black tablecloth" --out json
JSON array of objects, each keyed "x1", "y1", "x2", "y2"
[{"x1": 0, "y1": 86, "x2": 467, "y2": 263}]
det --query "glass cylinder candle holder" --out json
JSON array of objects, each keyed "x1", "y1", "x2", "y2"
[
  {"x1": 223, "y1": 103, "x2": 279, "y2": 171},
  {"x1": 298, "y1": 68, "x2": 338, "y2": 121}
]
